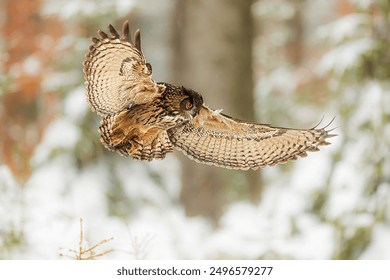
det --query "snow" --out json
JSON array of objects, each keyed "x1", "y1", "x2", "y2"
[
  {"x1": 315, "y1": 13, "x2": 375, "y2": 77},
  {"x1": 360, "y1": 224, "x2": 390, "y2": 259},
  {"x1": 352, "y1": 82, "x2": 385, "y2": 130},
  {"x1": 256, "y1": 66, "x2": 298, "y2": 99},
  {"x1": 41, "y1": 0, "x2": 138, "y2": 19},
  {"x1": 290, "y1": 152, "x2": 332, "y2": 192},
  {"x1": 316, "y1": 14, "x2": 369, "y2": 44},
  {"x1": 0, "y1": 165, "x2": 23, "y2": 252},
  {"x1": 22, "y1": 55, "x2": 42, "y2": 75},
  {"x1": 32, "y1": 117, "x2": 81, "y2": 165},
  {"x1": 317, "y1": 38, "x2": 374, "y2": 76},
  {"x1": 352, "y1": 0, "x2": 374, "y2": 9},
  {"x1": 206, "y1": 191, "x2": 336, "y2": 259},
  {"x1": 272, "y1": 214, "x2": 335, "y2": 259},
  {"x1": 63, "y1": 86, "x2": 89, "y2": 122},
  {"x1": 252, "y1": 0, "x2": 295, "y2": 20},
  {"x1": 8, "y1": 145, "x2": 212, "y2": 259},
  {"x1": 206, "y1": 202, "x2": 270, "y2": 259}
]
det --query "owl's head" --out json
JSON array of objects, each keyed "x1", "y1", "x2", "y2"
[{"x1": 178, "y1": 87, "x2": 203, "y2": 119}]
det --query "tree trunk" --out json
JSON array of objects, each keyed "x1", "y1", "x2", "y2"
[
  {"x1": 286, "y1": 0, "x2": 304, "y2": 66},
  {"x1": 171, "y1": 0, "x2": 260, "y2": 221}
]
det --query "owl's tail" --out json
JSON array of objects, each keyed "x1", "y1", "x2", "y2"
[
  {"x1": 99, "y1": 114, "x2": 173, "y2": 160},
  {"x1": 99, "y1": 114, "x2": 127, "y2": 154}
]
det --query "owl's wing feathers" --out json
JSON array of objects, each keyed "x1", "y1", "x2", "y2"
[
  {"x1": 168, "y1": 106, "x2": 335, "y2": 170},
  {"x1": 83, "y1": 20, "x2": 163, "y2": 116}
]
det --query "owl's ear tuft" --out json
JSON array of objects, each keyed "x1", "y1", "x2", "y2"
[
  {"x1": 98, "y1": 30, "x2": 108, "y2": 39},
  {"x1": 121, "y1": 20, "x2": 131, "y2": 43},
  {"x1": 134, "y1": 29, "x2": 142, "y2": 52},
  {"x1": 146, "y1": 63, "x2": 152, "y2": 73},
  {"x1": 108, "y1": 24, "x2": 120, "y2": 39}
]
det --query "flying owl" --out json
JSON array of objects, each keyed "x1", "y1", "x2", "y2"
[{"x1": 83, "y1": 21, "x2": 335, "y2": 170}]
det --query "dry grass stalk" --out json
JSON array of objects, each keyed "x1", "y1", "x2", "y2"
[{"x1": 59, "y1": 218, "x2": 114, "y2": 260}]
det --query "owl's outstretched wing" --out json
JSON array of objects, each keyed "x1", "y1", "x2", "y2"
[
  {"x1": 168, "y1": 106, "x2": 335, "y2": 170},
  {"x1": 83, "y1": 20, "x2": 164, "y2": 116}
]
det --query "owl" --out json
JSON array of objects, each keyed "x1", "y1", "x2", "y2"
[{"x1": 83, "y1": 21, "x2": 335, "y2": 170}]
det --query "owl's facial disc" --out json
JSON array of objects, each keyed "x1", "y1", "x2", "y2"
[
  {"x1": 179, "y1": 98, "x2": 196, "y2": 118},
  {"x1": 180, "y1": 87, "x2": 203, "y2": 117}
]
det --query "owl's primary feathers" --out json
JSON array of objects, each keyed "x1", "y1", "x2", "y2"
[{"x1": 83, "y1": 21, "x2": 335, "y2": 170}]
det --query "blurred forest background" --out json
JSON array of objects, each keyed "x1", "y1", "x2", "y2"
[{"x1": 1, "y1": 0, "x2": 389, "y2": 259}]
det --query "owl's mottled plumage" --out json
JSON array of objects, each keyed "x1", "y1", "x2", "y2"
[{"x1": 83, "y1": 21, "x2": 335, "y2": 170}]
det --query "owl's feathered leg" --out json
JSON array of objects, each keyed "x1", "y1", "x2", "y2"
[
  {"x1": 99, "y1": 111, "x2": 173, "y2": 160},
  {"x1": 99, "y1": 114, "x2": 142, "y2": 156}
]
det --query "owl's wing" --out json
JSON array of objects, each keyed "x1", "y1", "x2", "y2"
[
  {"x1": 168, "y1": 106, "x2": 335, "y2": 170},
  {"x1": 83, "y1": 20, "x2": 163, "y2": 116}
]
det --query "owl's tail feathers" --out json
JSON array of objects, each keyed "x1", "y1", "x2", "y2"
[
  {"x1": 131, "y1": 131, "x2": 174, "y2": 161},
  {"x1": 99, "y1": 115, "x2": 131, "y2": 156},
  {"x1": 99, "y1": 115, "x2": 173, "y2": 160}
]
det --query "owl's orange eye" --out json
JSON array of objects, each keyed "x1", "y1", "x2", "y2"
[
  {"x1": 186, "y1": 102, "x2": 193, "y2": 109},
  {"x1": 180, "y1": 98, "x2": 194, "y2": 111}
]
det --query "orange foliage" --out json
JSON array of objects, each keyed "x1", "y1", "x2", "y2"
[
  {"x1": 335, "y1": 0, "x2": 355, "y2": 16},
  {"x1": 0, "y1": 0, "x2": 62, "y2": 181}
]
